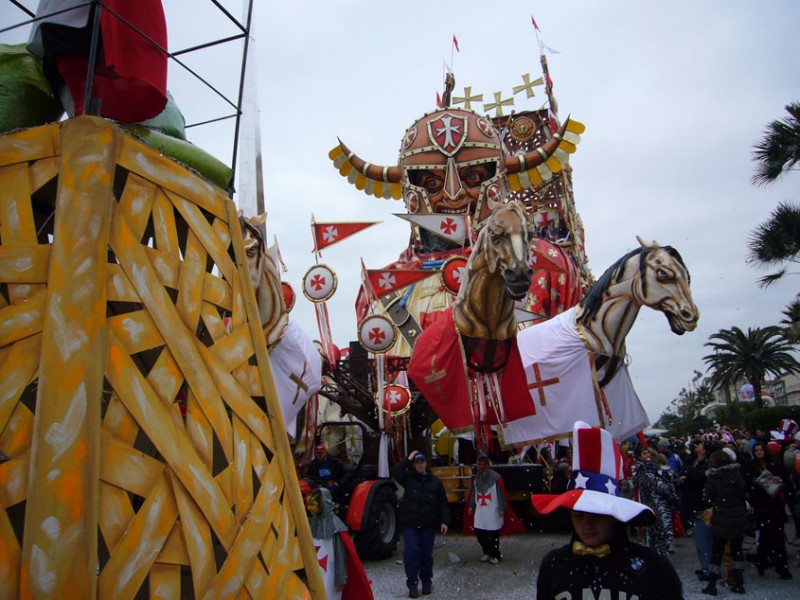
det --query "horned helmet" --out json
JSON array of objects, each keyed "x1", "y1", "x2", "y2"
[{"x1": 329, "y1": 106, "x2": 584, "y2": 230}]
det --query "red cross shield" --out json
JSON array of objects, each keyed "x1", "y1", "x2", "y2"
[
  {"x1": 282, "y1": 281, "x2": 296, "y2": 312},
  {"x1": 357, "y1": 314, "x2": 396, "y2": 353},
  {"x1": 302, "y1": 264, "x2": 337, "y2": 302},
  {"x1": 382, "y1": 384, "x2": 411, "y2": 415},
  {"x1": 427, "y1": 113, "x2": 467, "y2": 156},
  {"x1": 441, "y1": 255, "x2": 469, "y2": 295}
]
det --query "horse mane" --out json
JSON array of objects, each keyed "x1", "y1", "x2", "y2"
[{"x1": 577, "y1": 245, "x2": 688, "y2": 325}]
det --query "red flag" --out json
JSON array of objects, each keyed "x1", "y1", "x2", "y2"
[
  {"x1": 436, "y1": 91, "x2": 443, "y2": 108},
  {"x1": 452, "y1": 34, "x2": 460, "y2": 52},
  {"x1": 408, "y1": 309, "x2": 536, "y2": 431},
  {"x1": 366, "y1": 268, "x2": 437, "y2": 299},
  {"x1": 312, "y1": 221, "x2": 379, "y2": 253},
  {"x1": 531, "y1": 15, "x2": 540, "y2": 31}
]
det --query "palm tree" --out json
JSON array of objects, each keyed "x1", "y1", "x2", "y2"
[
  {"x1": 747, "y1": 200, "x2": 800, "y2": 287},
  {"x1": 780, "y1": 296, "x2": 800, "y2": 343},
  {"x1": 752, "y1": 102, "x2": 800, "y2": 186},
  {"x1": 703, "y1": 325, "x2": 800, "y2": 408}
]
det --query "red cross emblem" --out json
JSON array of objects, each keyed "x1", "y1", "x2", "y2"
[
  {"x1": 440, "y1": 217, "x2": 457, "y2": 235},
  {"x1": 315, "y1": 544, "x2": 329, "y2": 572},
  {"x1": 310, "y1": 274, "x2": 326, "y2": 291},
  {"x1": 477, "y1": 491, "x2": 492, "y2": 506},
  {"x1": 429, "y1": 113, "x2": 466, "y2": 155},
  {"x1": 358, "y1": 314, "x2": 396, "y2": 353}
]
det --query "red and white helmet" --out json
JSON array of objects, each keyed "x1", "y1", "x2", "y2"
[{"x1": 329, "y1": 106, "x2": 584, "y2": 231}]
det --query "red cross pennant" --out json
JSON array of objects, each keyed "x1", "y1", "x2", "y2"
[
  {"x1": 477, "y1": 491, "x2": 492, "y2": 506},
  {"x1": 525, "y1": 363, "x2": 559, "y2": 407}
]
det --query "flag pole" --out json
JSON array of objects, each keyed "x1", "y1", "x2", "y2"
[{"x1": 310, "y1": 213, "x2": 320, "y2": 263}]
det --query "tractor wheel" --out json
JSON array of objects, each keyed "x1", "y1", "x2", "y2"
[{"x1": 354, "y1": 484, "x2": 398, "y2": 560}]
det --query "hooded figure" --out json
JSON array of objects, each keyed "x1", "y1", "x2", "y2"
[
  {"x1": 464, "y1": 454, "x2": 524, "y2": 564},
  {"x1": 307, "y1": 487, "x2": 373, "y2": 600}
]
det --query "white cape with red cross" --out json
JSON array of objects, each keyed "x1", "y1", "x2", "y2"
[{"x1": 498, "y1": 308, "x2": 648, "y2": 446}]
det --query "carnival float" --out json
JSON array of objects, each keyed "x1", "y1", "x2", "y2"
[
  {"x1": 0, "y1": 2, "x2": 700, "y2": 598},
  {"x1": 0, "y1": 2, "x2": 324, "y2": 598}
]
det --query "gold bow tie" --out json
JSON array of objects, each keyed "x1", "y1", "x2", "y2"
[{"x1": 572, "y1": 540, "x2": 611, "y2": 558}]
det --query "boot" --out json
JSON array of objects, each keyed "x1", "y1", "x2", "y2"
[
  {"x1": 776, "y1": 565, "x2": 793, "y2": 580},
  {"x1": 729, "y1": 569, "x2": 745, "y2": 594},
  {"x1": 701, "y1": 573, "x2": 718, "y2": 596}
]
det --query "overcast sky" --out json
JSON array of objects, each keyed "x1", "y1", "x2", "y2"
[{"x1": 5, "y1": 1, "x2": 800, "y2": 423}]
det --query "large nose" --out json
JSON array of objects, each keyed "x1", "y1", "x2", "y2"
[{"x1": 442, "y1": 157, "x2": 464, "y2": 204}]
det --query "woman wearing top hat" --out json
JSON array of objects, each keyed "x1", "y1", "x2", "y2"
[{"x1": 533, "y1": 421, "x2": 684, "y2": 600}]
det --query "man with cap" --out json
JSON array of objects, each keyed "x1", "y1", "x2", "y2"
[
  {"x1": 305, "y1": 442, "x2": 346, "y2": 502},
  {"x1": 534, "y1": 421, "x2": 684, "y2": 599},
  {"x1": 392, "y1": 450, "x2": 450, "y2": 598}
]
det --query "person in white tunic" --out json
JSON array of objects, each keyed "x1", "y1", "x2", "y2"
[
  {"x1": 467, "y1": 454, "x2": 507, "y2": 564},
  {"x1": 307, "y1": 487, "x2": 347, "y2": 600}
]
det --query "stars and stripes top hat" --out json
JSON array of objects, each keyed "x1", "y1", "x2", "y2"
[
  {"x1": 532, "y1": 421, "x2": 654, "y2": 525},
  {"x1": 771, "y1": 418, "x2": 799, "y2": 441}
]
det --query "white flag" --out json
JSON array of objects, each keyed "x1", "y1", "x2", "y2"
[
  {"x1": 395, "y1": 213, "x2": 468, "y2": 245},
  {"x1": 270, "y1": 320, "x2": 322, "y2": 435},
  {"x1": 499, "y1": 308, "x2": 605, "y2": 446},
  {"x1": 601, "y1": 363, "x2": 650, "y2": 441}
]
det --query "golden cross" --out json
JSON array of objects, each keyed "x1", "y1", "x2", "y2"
[
  {"x1": 484, "y1": 91, "x2": 514, "y2": 117},
  {"x1": 512, "y1": 73, "x2": 544, "y2": 99},
  {"x1": 452, "y1": 86, "x2": 484, "y2": 110},
  {"x1": 290, "y1": 364, "x2": 309, "y2": 406},
  {"x1": 526, "y1": 363, "x2": 559, "y2": 407},
  {"x1": 423, "y1": 355, "x2": 447, "y2": 397}
]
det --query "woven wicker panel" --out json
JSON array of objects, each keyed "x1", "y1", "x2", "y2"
[{"x1": 0, "y1": 117, "x2": 322, "y2": 599}]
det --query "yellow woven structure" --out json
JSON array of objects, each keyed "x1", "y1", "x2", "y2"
[{"x1": 0, "y1": 116, "x2": 324, "y2": 599}]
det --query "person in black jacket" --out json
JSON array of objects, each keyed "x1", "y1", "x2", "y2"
[
  {"x1": 534, "y1": 421, "x2": 684, "y2": 600},
  {"x1": 703, "y1": 449, "x2": 750, "y2": 595},
  {"x1": 392, "y1": 451, "x2": 450, "y2": 598}
]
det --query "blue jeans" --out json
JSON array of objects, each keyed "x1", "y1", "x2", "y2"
[
  {"x1": 403, "y1": 526, "x2": 436, "y2": 589},
  {"x1": 692, "y1": 516, "x2": 712, "y2": 574}
]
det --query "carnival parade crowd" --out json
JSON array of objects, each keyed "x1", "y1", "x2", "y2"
[{"x1": 591, "y1": 419, "x2": 800, "y2": 596}]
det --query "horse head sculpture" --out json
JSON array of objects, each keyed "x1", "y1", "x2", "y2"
[
  {"x1": 575, "y1": 236, "x2": 699, "y2": 359},
  {"x1": 239, "y1": 212, "x2": 288, "y2": 349},
  {"x1": 452, "y1": 201, "x2": 534, "y2": 340}
]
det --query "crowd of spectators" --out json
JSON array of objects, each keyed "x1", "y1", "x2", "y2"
[{"x1": 534, "y1": 418, "x2": 800, "y2": 595}]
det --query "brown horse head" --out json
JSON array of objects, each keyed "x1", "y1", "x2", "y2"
[{"x1": 482, "y1": 201, "x2": 534, "y2": 300}]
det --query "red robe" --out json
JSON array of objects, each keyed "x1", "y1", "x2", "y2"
[
  {"x1": 340, "y1": 531, "x2": 374, "y2": 600},
  {"x1": 407, "y1": 308, "x2": 535, "y2": 432}
]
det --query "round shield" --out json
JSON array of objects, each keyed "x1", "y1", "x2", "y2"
[
  {"x1": 302, "y1": 264, "x2": 337, "y2": 303},
  {"x1": 382, "y1": 384, "x2": 411, "y2": 416},
  {"x1": 281, "y1": 281, "x2": 296, "y2": 312},
  {"x1": 441, "y1": 255, "x2": 469, "y2": 295},
  {"x1": 510, "y1": 115, "x2": 537, "y2": 142},
  {"x1": 357, "y1": 314, "x2": 396, "y2": 354}
]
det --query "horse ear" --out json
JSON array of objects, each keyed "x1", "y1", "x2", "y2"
[
  {"x1": 636, "y1": 235, "x2": 660, "y2": 250},
  {"x1": 237, "y1": 208, "x2": 244, "y2": 218},
  {"x1": 250, "y1": 212, "x2": 268, "y2": 227}
]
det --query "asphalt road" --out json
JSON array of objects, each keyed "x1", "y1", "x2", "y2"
[{"x1": 361, "y1": 529, "x2": 800, "y2": 599}]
